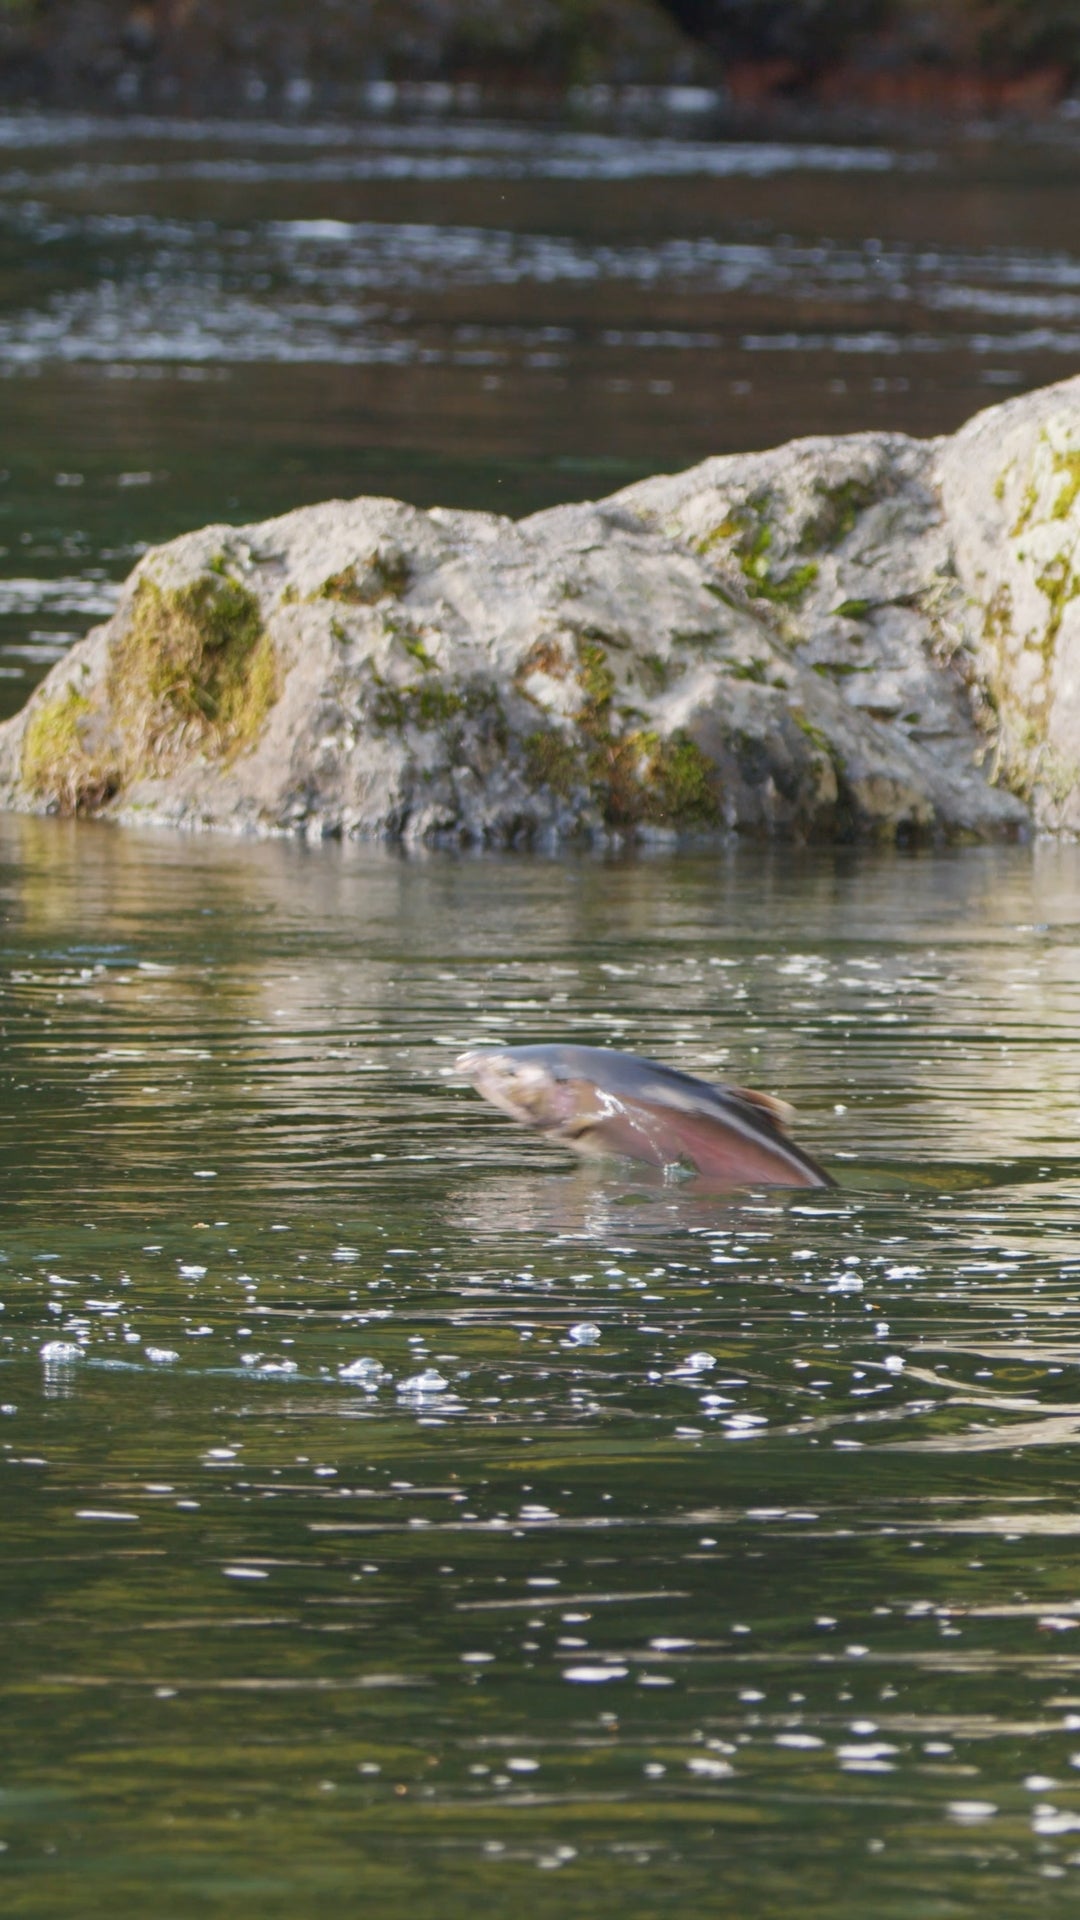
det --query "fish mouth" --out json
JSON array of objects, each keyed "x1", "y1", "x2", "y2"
[
  {"x1": 455, "y1": 1048, "x2": 487, "y2": 1074},
  {"x1": 454, "y1": 1047, "x2": 506, "y2": 1080}
]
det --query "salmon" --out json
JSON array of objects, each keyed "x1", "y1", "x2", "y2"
[{"x1": 456, "y1": 1042, "x2": 833, "y2": 1190}]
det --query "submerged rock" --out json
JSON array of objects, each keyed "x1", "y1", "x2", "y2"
[{"x1": 2, "y1": 375, "x2": 1079, "y2": 846}]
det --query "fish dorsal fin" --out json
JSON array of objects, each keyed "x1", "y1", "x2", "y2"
[{"x1": 728, "y1": 1085, "x2": 796, "y2": 1133}]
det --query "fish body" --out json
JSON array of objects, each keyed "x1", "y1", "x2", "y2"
[{"x1": 456, "y1": 1042, "x2": 834, "y2": 1190}]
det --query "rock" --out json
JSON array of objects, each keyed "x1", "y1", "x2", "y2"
[
  {"x1": 3, "y1": 376, "x2": 1080, "y2": 847},
  {"x1": 938, "y1": 378, "x2": 1080, "y2": 833}
]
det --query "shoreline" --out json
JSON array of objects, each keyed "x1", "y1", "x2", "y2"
[{"x1": 2, "y1": 81, "x2": 1080, "y2": 154}]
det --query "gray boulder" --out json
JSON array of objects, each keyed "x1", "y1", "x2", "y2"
[{"x1": 2, "y1": 374, "x2": 1078, "y2": 847}]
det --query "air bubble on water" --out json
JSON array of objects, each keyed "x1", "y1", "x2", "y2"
[
  {"x1": 145, "y1": 1347, "x2": 179, "y2": 1365},
  {"x1": 673, "y1": 1351, "x2": 715, "y2": 1374},
  {"x1": 40, "y1": 1340, "x2": 81, "y2": 1362},
  {"x1": 567, "y1": 1323, "x2": 601, "y2": 1345},
  {"x1": 178, "y1": 1264, "x2": 207, "y2": 1279},
  {"x1": 332, "y1": 1247, "x2": 360, "y2": 1262},
  {"x1": 339, "y1": 1357, "x2": 387, "y2": 1383},
  {"x1": 507, "y1": 1757, "x2": 539, "y2": 1772},
  {"x1": 687, "y1": 1756, "x2": 733, "y2": 1777},
  {"x1": 397, "y1": 1369, "x2": 449, "y2": 1394},
  {"x1": 883, "y1": 1354, "x2": 904, "y2": 1372},
  {"x1": 223, "y1": 1565, "x2": 268, "y2": 1580},
  {"x1": 828, "y1": 1272, "x2": 863, "y2": 1293},
  {"x1": 947, "y1": 1801, "x2": 997, "y2": 1823}
]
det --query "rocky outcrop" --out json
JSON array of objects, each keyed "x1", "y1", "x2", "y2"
[{"x1": 2, "y1": 375, "x2": 1079, "y2": 848}]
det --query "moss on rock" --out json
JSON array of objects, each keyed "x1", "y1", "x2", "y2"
[
  {"x1": 1051, "y1": 448, "x2": 1080, "y2": 521},
  {"x1": 800, "y1": 477, "x2": 878, "y2": 551},
  {"x1": 368, "y1": 670, "x2": 506, "y2": 744},
  {"x1": 20, "y1": 686, "x2": 117, "y2": 814},
  {"x1": 699, "y1": 498, "x2": 818, "y2": 607},
  {"x1": 106, "y1": 571, "x2": 279, "y2": 777},
  {"x1": 317, "y1": 551, "x2": 410, "y2": 604},
  {"x1": 644, "y1": 730, "x2": 722, "y2": 826},
  {"x1": 523, "y1": 705, "x2": 720, "y2": 830},
  {"x1": 1034, "y1": 554, "x2": 1079, "y2": 652},
  {"x1": 21, "y1": 568, "x2": 282, "y2": 815},
  {"x1": 523, "y1": 727, "x2": 583, "y2": 797}
]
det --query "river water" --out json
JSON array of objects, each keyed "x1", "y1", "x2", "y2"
[{"x1": 2, "y1": 109, "x2": 1080, "y2": 1918}]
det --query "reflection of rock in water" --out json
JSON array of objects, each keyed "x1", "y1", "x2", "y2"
[{"x1": 451, "y1": 1164, "x2": 774, "y2": 1241}]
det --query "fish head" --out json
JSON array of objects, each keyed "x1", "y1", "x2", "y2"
[{"x1": 456, "y1": 1047, "x2": 577, "y2": 1132}]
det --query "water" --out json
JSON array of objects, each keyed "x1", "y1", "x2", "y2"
[
  {"x1": 3, "y1": 113, "x2": 1080, "y2": 717},
  {"x1": 3, "y1": 108, "x2": 1080, "y2": 1916},
  {"x1": 2, "y1": 822, "x2": 1080, "y2": 1915}
]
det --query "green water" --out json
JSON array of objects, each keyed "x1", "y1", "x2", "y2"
[{"x1": 2, "y1": 820, "x2": 1080, "y2": 1916}]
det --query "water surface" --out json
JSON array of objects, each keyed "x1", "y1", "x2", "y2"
[{"x1": 2, "y1": 823, "x2": 1080, "y2": 1915}]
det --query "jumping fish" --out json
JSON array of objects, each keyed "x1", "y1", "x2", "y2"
[{"x1": 456, "y1": 1042, "x2": 834, "y2": 1190}]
